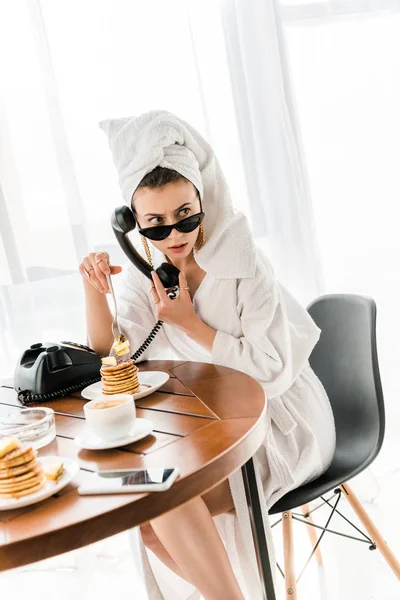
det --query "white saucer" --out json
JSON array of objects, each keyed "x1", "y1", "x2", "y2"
[
  {"x1": 81, "y1": 371, "x2": 170, "y2": 401},
  {"x1": 74, "y1": 418, "x2": 154, "y2": 450},
  {"x1": 0, "y1": 456, "x2": 79, "y2": 511}
]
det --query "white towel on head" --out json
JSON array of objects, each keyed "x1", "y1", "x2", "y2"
[{"x1": 99, "y1": 110, "x2": 256, "y2": 280}]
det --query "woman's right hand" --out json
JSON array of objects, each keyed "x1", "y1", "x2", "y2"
[{"x1": 79, "y1": 251, "x2": 122, "y2": 294}]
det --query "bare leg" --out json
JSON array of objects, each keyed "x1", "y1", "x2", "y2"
[
  {"x1": 202, "y1": 477, "x2": 235, "y2": 516},
  {"x1": 150, "y1": 494, "x2": 244, "y2": 600},
  {"x1": 140, "y1": 478, "x2": 235, "y2": 587},
  {"x1": 140, "y1": 522, "x2": 191, "y2": 583}
]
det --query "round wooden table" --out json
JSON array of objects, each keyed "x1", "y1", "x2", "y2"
[{"x1": 0, "y1": 360, "x2": 275, "y2": 599}]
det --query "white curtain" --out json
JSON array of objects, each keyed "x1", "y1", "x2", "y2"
[
  {"x1": 189, "y1": 0, "x2": 400, "y2": 480},
  {"x1": 0, "y1": 0, "x2": 323, "y2": 378},
  {"x1": 280, "y1": 0, "x2": 400, "y2": 475},
  {"x1": 0, "y1": 0, "x2": 320, "y2": 376},
  {"x1": 1, "y1": 0, "x2": 400, "y2": 478},
  {"x1": 189, "y1": 0, "x2": 325, "y2": 303},
  {"x1": 0, "y1": 0, "x2": 249, "y2": 377}
]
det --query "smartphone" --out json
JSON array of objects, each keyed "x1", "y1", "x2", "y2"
[{"x1": 77, "y1": 467, "x2": 180, "y2": 495}]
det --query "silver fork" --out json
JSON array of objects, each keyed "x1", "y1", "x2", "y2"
[{"x1": 106, "y1": 272, "x2": 123, "y2": 344}]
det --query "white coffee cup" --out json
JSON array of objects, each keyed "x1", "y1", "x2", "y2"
[{"x1": 83, "y1": 394, "x2": 136, "y2": 440}]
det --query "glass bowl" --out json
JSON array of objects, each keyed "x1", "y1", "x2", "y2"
[{"x1": 0, "y1": 407, "x2": 56, "y2": 449}]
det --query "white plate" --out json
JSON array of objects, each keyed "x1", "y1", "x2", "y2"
[
  {"x1": 0, "y1": 456, "x2": 79, "y2": 511},
  {"x1": 81, "y1": 371, "x2": 170, "y2": 401},
  {"x1": 74, "y1": 417, "x2": 154, "y2": 450}
]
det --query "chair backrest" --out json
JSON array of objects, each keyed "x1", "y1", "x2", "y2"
[{"x1": 307, "y1": 294, "x2": 385, "y2": 472}]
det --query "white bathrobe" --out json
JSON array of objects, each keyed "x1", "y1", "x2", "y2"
[
  {"x1": 114, "y1": 244, "x2": 335, "y2": 600},
  {"x1": 100, "y1": 109, "x2": 336, "y2": 599}
]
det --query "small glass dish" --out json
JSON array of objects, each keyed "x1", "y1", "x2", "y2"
[{"x1": 0, "y1": 408, "x2": 56, "y2": 449}]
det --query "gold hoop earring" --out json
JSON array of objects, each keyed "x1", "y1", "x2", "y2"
[
  {"x1": 140, "y1": 235, "x2": 154, "y2": 268},
  {"x1": 195, "y1": 220, "x2": 205, "y2": 251}
]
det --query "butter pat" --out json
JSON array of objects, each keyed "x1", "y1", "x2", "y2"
[
  {"x1": 0, "y1": 437, "x2": 20, "y2": 459},
  {"x1": 43, "y1": 460, "x2": 64, "y2": 481},
  {"x1": 101, "y1": 356, "x2": 117, "y2": 366},
  {"x1": 112, "y1": 338, "x2": 130, "y2": 356}
]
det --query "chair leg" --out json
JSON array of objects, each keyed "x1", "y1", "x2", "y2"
[
  {"x1": 282, "y1": 511, "x2": 297, "y2": 598},
  {"x1": 341, "y1": 483, "x2": 400, "y2": 579},
  {"x1": 301, "y1": 504, "x2": 323, "y2": 565}
]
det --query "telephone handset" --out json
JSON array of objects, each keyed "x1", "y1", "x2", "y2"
[
  {"x1": 111, "y1": 205, "x2": 180, "y2": 288},
  {"x1": 111, "y1": 205, "x2": 180, "y2": 361}
]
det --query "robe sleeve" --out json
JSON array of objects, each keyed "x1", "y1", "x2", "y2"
[
  {"x1": 211, "y1": 253, "x2": 320, "y2": 398},
  {"x1": 113, "y1": 263, "x2": 169, "y2": 362}
]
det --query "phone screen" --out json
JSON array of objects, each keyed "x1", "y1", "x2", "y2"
[{"x1": 94, "y1": 468, "x2": 176, "y2": 488}]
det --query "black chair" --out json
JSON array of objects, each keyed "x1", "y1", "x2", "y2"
[{"x1": 268, "y1": 294, "x2": 400, "y2": 599}]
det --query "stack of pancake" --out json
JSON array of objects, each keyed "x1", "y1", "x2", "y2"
[
  {"x1": 100, "y1": 358, "x2": 140, "y2": 395},
  {"x1": 0, "y1": 438, "x2": 45, "y2": 499}
]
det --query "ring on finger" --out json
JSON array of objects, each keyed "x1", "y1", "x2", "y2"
[
  {"x1": 96, "y1": 257, "x2": 108, "y2": 265},
  {"x1": 95, "y1": 255, "x2": 108, "y2": 264},
  {"x1": 179, "y1": 286, "x2": 190, "y2": 291},
  {"x1": 83, "y1": 267, "x2": 93, "y2": 277}
]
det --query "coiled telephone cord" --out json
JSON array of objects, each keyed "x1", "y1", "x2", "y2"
[{"x1": 18, "y1": 320, "x2": 166, "y2": 405}]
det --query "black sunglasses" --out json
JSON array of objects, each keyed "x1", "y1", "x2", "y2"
[{"x1": 139, "y1": 211, "x2": 205, "y2": 241}]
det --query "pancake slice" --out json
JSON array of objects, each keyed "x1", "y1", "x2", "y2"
[
  {"x1": 0, "y1": 477, "x2": 45, "y2": 499},
  {"x1": 0, "y1": 446, "x2": 36, "y2": 469},
  {"x1": 0, "y1": 437, "x2": 20, "y2": 459},
  {"x1": 0, "y1": 457, "x2": 37, "y2": 479}
]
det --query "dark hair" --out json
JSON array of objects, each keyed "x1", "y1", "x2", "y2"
[
  {"x1": 137, "y1": 166, "x2": 188, "y2": 190},
  {"x1": 132, "y1": 166, "x2": 199, "y2": 209}
]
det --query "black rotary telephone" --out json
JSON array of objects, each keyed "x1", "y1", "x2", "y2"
[
  {"x1": 14, "y1": 206, "x2": 181, "y2": 405},
  {"x1": 14, "y1": 342, "x2": 103, "y2": 404}
]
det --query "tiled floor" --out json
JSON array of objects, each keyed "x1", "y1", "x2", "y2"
[{"x1": 2, "y1": 467, "x2": 400, "y2": 600}]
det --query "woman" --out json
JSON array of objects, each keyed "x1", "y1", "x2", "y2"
[{"x1": 80, "y1": 110, "x2": 335, "y2": 600}]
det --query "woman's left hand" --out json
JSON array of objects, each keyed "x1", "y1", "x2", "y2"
[{"x1": 150, "y1": 271, "x2": 198, "y2": 332}]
